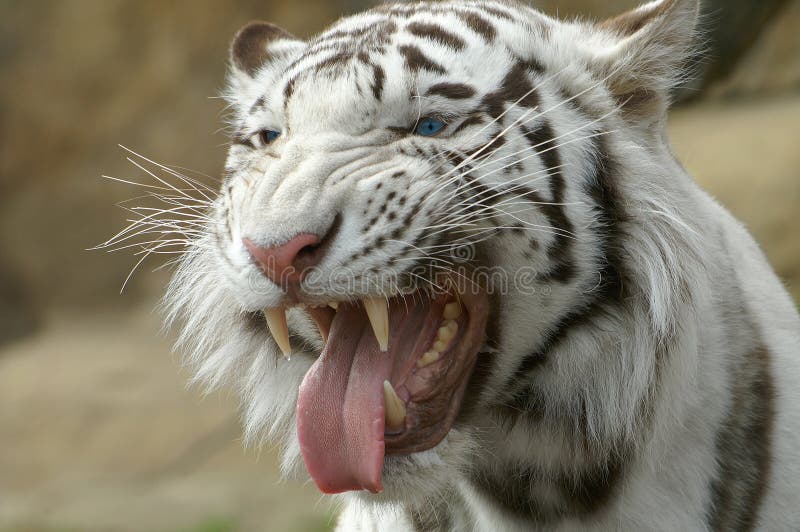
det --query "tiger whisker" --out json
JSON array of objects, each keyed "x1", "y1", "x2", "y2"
[{"x1": 119, "y1": 145, "x2": 218, "y2": 197}]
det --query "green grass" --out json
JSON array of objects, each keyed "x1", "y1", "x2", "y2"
[
  {"x1": 288, "y1": 514, "x2": 336, "y2": 532},
  {"x1": 2, "y1": 527, "x2": 82, "y2": 532},
  {"x1": 176, "y1": 517, "x2": 236, "y2": 532},
  {"x1": 170, "y1": 514, "x2": 332, "y2": 532},
  {"x1": 0, "y1": 513, "x2": 334, "y2": 532}
]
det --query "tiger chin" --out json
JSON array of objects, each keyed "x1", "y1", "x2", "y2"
[{"x1": 161, "y1": 0, "x2": 800, "y2": 530}]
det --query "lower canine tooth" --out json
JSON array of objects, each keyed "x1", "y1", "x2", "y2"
[
  {"x1": 417, "y1": 351, "x2": 440, "y2": 368},
  {"x1": 383, "y1": 380, "x2": 406, "y2": 431},
  {"x1": 363, "y1": 297, "x2": 389, "y2": 352},
  {"x1": 433, "y1": 339, "x2": 448, "y2": 352},
  {"x1": 263, "y1": 307, "x2": 291, "y2": 360}
]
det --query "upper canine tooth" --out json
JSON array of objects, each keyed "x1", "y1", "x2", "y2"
[
  {"x1": 443, "y1": 301, "x2": 462, "y2": 320},
  {"x1": 263, "y1": 307, "x2": 292, "y2": 360},
  {"x1": 383, "y1": 380, "x2": 406, "y2": 431},
  {"x1": 328, "y1": 301, "x2": 339, "y2": 309},
  {"x1": 363, "y1": 297, "x2": 389, "y2": 352}
]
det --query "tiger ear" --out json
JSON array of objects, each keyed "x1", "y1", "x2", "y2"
[
  {"x1": 230, "y1": 21, "x2": 306, "y2": 78},
  {"x1": 595, "y1": 0, "x2": 701, "y2": 120}
]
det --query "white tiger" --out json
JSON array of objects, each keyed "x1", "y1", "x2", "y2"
[{"x1": 158, "y1": 0, "x2": 800, "y2": 529}]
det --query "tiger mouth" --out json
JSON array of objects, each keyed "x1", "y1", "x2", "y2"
[{"x1": 263, "y1": 284, "x2": 489, "y2": 494}]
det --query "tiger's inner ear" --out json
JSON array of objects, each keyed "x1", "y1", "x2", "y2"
[
  {"x1": 600, "y1": 0, "x2": 681, "y2": 37},
  {"x1": 230, "y1": 21, "x2": 305, "y2": 77},
  {"x1": 594, "y1": 0, "x2": 700, "y2": 121}
]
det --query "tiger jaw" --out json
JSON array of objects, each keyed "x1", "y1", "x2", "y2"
[
  {"x1": 261, "y1": 297, "x2": 392, "y2": 360},
  {"x1": 262, "y1": 286, "x2": 489, "y2": 494},
  {"x1": 262, "y1": 296, "x2": 464, "y2": 360}
]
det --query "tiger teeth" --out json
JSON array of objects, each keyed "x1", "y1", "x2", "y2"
[
  {"x1": 417, "y1": 350, "x2": 440, "y2": 368},
  {"x1": 383, "y1": 380, "x2": 406, "y2": 431},
  {"x1": 418, "y1": 318, "x2": 459, "y2": 358},
  {"x1": 264, "y1": 297, "x2": 454, "y2": 362},
  {"x1": 438, "y1": 320, "x2": 457, "y2": 341},
  {"x1": 263, "y1": 307, "x2": 291, "y2": 360},
  {"x1": 415, "y1": 316, "x2": 460, "y2": 368},
  {"x1": 363, "y1": 297, "x2": 389, "y2": 352},
  {"x1": 443, "y1": 301, "x2": 462, "y2": 320}
]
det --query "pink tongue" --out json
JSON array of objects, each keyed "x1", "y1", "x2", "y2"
[{"x1": 296, "y1": 304, "x2": 392, "y2": 494}]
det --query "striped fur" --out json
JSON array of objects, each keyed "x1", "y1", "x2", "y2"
[{"x1": 162, "y1": 0, "x2": 800, "y2": 530}]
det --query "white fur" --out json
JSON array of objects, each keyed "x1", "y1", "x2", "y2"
[{"x1": 160, "y1": 1, "x2": 800, "y2": 530}]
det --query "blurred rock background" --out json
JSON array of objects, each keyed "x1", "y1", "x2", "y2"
[{"x1": 0, "y1": 1, "x2": 797, "y2": 531}]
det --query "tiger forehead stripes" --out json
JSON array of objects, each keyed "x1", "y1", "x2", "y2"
[{"x1": 160, "y1": 0, "x2": 800, "y2": 530}]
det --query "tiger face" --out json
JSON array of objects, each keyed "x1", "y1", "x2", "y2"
[{"x1": 166, "y1": 0, "x2": 701, "y2": 505}]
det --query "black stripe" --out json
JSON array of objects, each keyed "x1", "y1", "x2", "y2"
[
  {"x1": 398, "y1": 44, "x2": 447, "y2": 75},
  {"x1": 458, "y1": 124, "x2": 507, "y2": 161},
  {"x1": 481, "y1": 60, "x2": 541, "y2": 118},
  {"x1": 457, "y1": 11, "x2": 497, "y2": 41},
  {"x1": 371, "y1": 63, "x2": 385, "y2": 100},
  {"x1": 425, "y1": 82, "x2": 476, "y2": 99},
  {"x1": 519, "y1": 121, "x2": 575, "y2": 284},
  {"x1": 406, "y1": 21, "x2": 466, "y2": 50},
  {"x1": 314, "y1": 20, "x2": 396, "y2": 46},
  {"x1": 375, "y1": 3, "x2": 417, "y2": 18},
  {"x1": 501, "y1": 134, "x2": 626, "y2": 408},
  {"x1": 583, "y1": 135, "x2": 627, "y2": 296},
  {"x1": 706, "y1": 342, "x2": 774, "y2": 532},
  {"x1": 248, "y1": 96, "x2": 266, "y2": 114},
  {"x1": 311, "y1": 51, "x2": 352, "y2": 72},
  {"x1": 316, "y1": 26, "x2": 371, "y2": 44},
  {"x1": 283, "y1": 75, "x2": 297, "y2": 103},
  {"x1": 284, "y1": 50, "x2": 357, "y2": 104},
  {"x1": 559, "y1": 447, "x2": 627, "y2": 515},
  {"x1": 304, "y1": 41, "x2": 348, "y2": 58},
  {"x1": 406, "y1": 497, "x2": 456, "y2": 531},
  {"x1": 231, "y1": 133, "x2": 254, "y2": 148},
  {"x1": 452, "y1": 114, "x2": 484, "y2": 134},
  {"x1": 488, "y1": 140, "x2": 652, "y2": 531},
  {"x1": 285, "y1": 49, "x2": 316, "y2": 74},
  {"x1": 481, "y1": 5, "x2": 515, "y2": 21},
  {"x1": 470, "y1": 466, "x2": 548, "y2": 521},
  {"x1": 469, "y1": 450, "x2": 628, "y2": 524},
  {"x1": 438, "y1": 153, "x2": 501, "y2": 223},
  {"x1": 462, "y1": 171, "x2": 504, "y2": 210}
]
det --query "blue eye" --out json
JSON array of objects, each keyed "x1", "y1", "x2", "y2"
[
  {"x1": 254, "y1": 129, "x2": 280, "y2": 147},
  {"x1": 415, "y1": 117, "x2": 446, "y2": 137}
]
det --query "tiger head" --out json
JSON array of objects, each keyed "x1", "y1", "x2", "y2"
[{"x1": 166, "y1": 0, "x2": 701, "y2": 505}]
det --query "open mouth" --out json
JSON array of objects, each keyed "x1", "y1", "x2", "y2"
[{"x1": 261, "y1": 284, "x2": 489, "y2": 494}]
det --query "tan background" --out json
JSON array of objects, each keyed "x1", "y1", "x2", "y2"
[{"x1": 0, "y1": 1, "x2": 798, "y2": 531}]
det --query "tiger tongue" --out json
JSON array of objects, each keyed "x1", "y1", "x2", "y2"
[{"x1": 296, "y1": 304, "x2": 393, "y2": 494}]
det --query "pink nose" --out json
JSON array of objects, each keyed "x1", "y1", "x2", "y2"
[{"x1": 243, "y1": 233, "x2": 321, "y2": 285}]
